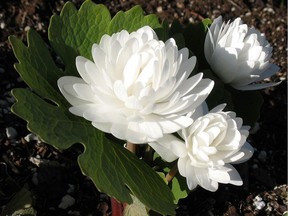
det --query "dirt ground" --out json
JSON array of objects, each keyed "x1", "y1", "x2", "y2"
[{"x1": 0, "y1": 0, "x2": 287, "y2": 215}]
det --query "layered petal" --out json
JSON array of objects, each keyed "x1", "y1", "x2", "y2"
[
  {"x1": 58, "y1": 26, "x2": 214, "y2": 143},
  {"x1": 205, "y1": 16, "x2": 280, "y2": 90},
  {"x1": 150, "y1": 104, "x2": 253, "y2": 192}
]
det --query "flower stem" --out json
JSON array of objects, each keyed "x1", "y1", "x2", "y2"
[
  {"x1": 143, "y1": 145, "x2": 153, "y2": 166},
  {"x1": 126, "y1": 142, "x2": 137, "y2": 154},
  {"x1": 165, "y1": 164, "x2": 178, "y2": 183},
  {"x1": 111, "y1": 198, "x2": 123, "y2": 216},
  {"x1": 110, "y1": 141, "x2": 137, "y2": 216}
]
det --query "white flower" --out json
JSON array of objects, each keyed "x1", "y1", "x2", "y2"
[
  {"x1": 204, "y1": 16, "x2": 280, "y2": 90},
  {"x1": 149, "y1": 104, "x2": 254, "y2": 191},
  {"x1": 58, "y1": 26, "x2": 214, "y2": 144}
]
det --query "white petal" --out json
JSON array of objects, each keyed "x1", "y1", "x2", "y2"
[
  {"x1": 233, "y1": 81, "x2": 281, "y2": 91},
  {"x1": 255, "y1": 64, "x2": 280, "y2": 81},
  {"x1": 178, "y1": 157, "x2": 189, "y2": 177},
  {"x1": 149, "y1": 141, "x2": 178, "y2": 162},
  {"x1": 92, "y1": 121, "x2": 111, "y2": 133},
  {"x1": 185, "y1": 166, "x2": 198, "y2": 190},
  {"x1": 73, "y1": 83, "x2": 96, "y2": 102},
  {"x1": 69, "y1": 104, "x2": 96, "y2": 117},
  {"x1": 194, "y1": 167, "x2": 218, "y2": 192},
  {"x1": 58, "y1": 76, "x2": 87, "y2": 106},
  {"x1": 204, "y1": 28, "x2": 215, "y2": 63},
  {"x1": 224, "y1": 164, "x2": 243, "y2": 186},
  {"x1": 113, "y1": 80, "x2": 128, "y2": 101},
  {"x1": 210, "y1": 47, "x2": 239, "y2": 83},
  {"x1": 209, "y1": 104, "x2": 226, "y2": 113},
  {"x1": 158, "y1": 115, "x2": 193, "y2": 134},
  {"x1": 76, "y1": 57, "x2": 96, "y2": 84},
  {"x1": 123, "y1": 54, "x2": 141, "y2": 89},
  {"x1": 137, "y1": 58, "x2": 157, "y2": 86},
  {"x1": 138, "y1": 121, "x2": 163, "y2": 140},
  {"x1": 227, "y1": 142, "x2": 254, "y2": 164},
  {"x1": 92, "y1": 44, "x2": 106, "y2": 70},
  {"x1": 177, "y1": 73, "x2": 203, "y2": 97},
  {"x1": 208, "y1": 167, "x2": 231, "y2": 184},
  {"x1": 151, "y1": 133, "x2": 186, "y2": 153}
]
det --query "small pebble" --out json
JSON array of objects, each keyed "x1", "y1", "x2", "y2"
[
  {"x1": 68, "y1": 210, "x2": 80, "y2": 216},
  {"x1": 0, "y1": 67, "x2": 5, "y2": 74},
  {"x1": 58, "y1": 194, "x2": 75, "y2": 209},
  {"x1": 24, "y1": 133, "x2": 39, "y2": 142},
  {"x1": 253, "y1": 195, "x2": 265, "y2": 210},
  {"x1": 31, "y1": 172, "x2": 39, "y2": 185},
  {"x1": 67, "y1": 184, "x2": 75, "y2": 194},
  {"x1": 5, "y1": 127, "x2": 17, "y2": 139},
  {"x1": 24, "y1": 26, "x2": 31, "y2": 31},
  {"x1": 250, "y1": 122, "x2": 260, "y2": 134},
  {"x1": 29, "y1": 156, "x2": 48, "y2": 166},
  {"x1": 156, "y1": 6, "x2": 162, "y2": 13},
  {"x1": 0, "y1": 22, "x2": 5, "y2": 29},
  {"x1": 258, "y1": 150, "x2": 267, "y2": 162}
]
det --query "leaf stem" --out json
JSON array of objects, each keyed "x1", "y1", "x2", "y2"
[{"x1": 165, "y1": 164, "x2": 178, "y2": 183}]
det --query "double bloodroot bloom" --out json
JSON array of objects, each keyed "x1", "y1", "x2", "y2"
[
  {"x1": 204, "y1": 16, "x2": 280, "y2": 90},
  {"x1": 149, "y1": 104, "x2": 254, "y2": 191},
  {"x1": 58, "y1": 26, "x2": 214, "y2": 144}
]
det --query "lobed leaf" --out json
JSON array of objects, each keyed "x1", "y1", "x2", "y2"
[
  {"x1": 10, "y1": 1, "x2": 176, "y2": 215},
  {"x1": 107, "y1": 5, "x2": 161, "y2": 34}
]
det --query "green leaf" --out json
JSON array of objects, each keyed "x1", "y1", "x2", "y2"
[
  {"x1": 154, "y1": 19, "x2": 170, "y2": 42},
  {"x1": 9, "y1": 30, "x2": 67, "y2": 107},
  {"x1": 153, "y1": 153, "x2": 190, "y2": 204},
  {"x1": 229, "y1": 88, "x2": 263, "y2": 126},
  {"x1": 48, "y1": 1, "x2": 112, "y2": 74},
  {"x1": 12, "y1": 88, "x2": 174, "y2": 214},
  {"x1": 183, "y1": 19, "x2": 212, "y2": 70},
  {"x1": 202, "y1": 69, "x2": 234, "y2": 111},
  {"x1": 107, "y1": 5, "x2": 161, "y2": 34},
  {"x1": 9, "y1": 1, "x2": 176, "y2": 215},
  {"x1": 1, "y1": 185, "x2": 36, "y2": 216},
  {"x1": 170, "y1": 174, "x2": 189, "y2": 204}
]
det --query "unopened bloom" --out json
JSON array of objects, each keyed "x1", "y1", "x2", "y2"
[
  {"x1": 58, "y1": 26, "x2": 214, "y2": 144},
  {"x1": 204, "y1": 16, "x2": 280, "y2": 90},
  {"x1": 149, "y1": 104, "x2": 254, "y2": 191}
]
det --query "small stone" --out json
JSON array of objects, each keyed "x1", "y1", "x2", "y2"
[
  {"x1": 31, "y1": 172, "x2": 38, "y2": 185},
  {"x1": 0, "y1": 99, "x2": 8, "y2": 106},
  {"x1": 68, "y1": 210, "x2": 80, "y2": 216},
  {"x1": 258, "y1": 150, "x2": 267, "y2": 162},
  {"x1": 250, "y1": 122, "x2": 260, "y2": 134},
  {"x1": 253, "y1": 195, "x2": 266, "y2": 210},
  {"x1": 29, "y1": 156, "x2": 49, "y2": 166},
  {"x1": 0, "y1": 22, "x2": 5, "y2": 29},
  {"x1": 6, "y1": 127, "x2": 17, "y2": 139},
  {"x1": 67, "y1": 184, "x2": 75, "y2": 194},
  {"x1": 0, "y1": 67, "x2": 5, "y2": 74},
  {"x1": 24, "y1": 133, "x2": 39, "y2": 142},
  {"x1": 156, "y1": 6, "x2": 162, "y2": 13},
  {"x1": 24, "y1": 26, "x2": 30, "y2": 31},
  {"x1": 58, "y1": 194, "x2": 75, "y2": 209}
]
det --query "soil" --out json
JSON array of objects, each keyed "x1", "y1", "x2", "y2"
[{"x1": 0, "y1": 0, "x2": 287, "y2": 216}]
